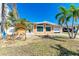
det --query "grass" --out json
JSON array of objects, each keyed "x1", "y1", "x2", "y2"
[{"x1": 0, "y1": 35, "x2": 79, "y2": 56}]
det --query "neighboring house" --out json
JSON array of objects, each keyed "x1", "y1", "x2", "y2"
[{"x1": 33, "y1": 21, "x2": 62, "y2": 35}]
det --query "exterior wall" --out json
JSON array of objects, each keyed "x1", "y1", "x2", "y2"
[
  {"x1": 33, "y1": 23, "x2": 62, "y2": 35},
  {"x1": 33, "y1": 24, "x2": 37, "y2": 33},
  {"x1": 44, "y1": 23, "x2": 46, "y2": 33}
]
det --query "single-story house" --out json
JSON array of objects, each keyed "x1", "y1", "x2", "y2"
[{"x1": 33, "y1": 21, "x2": 62, "y2": 35}]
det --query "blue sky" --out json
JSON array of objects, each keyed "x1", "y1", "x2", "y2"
[{"x1": 8, "y1": 3, "x2": 79, "y2": 24}]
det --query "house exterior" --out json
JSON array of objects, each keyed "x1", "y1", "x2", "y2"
[{"x1": 33, "y1": 21, "x2": 62, "y2": 35}]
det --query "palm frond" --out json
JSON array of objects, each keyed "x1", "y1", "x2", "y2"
[
  {"x1": 66, "y1": 15, "x2": 72, "y2": 22},
  {"x1": 77, "y1": 8, "x2": 79, "y2": 17},
  {"x1": 59, "y1": 6, "x2": 67, "y2": 15},
  {"x1": 60, "y1": 6, "x2": 66, "y2": 12},
  {"x1": 70, "y1": 4, "x2": 75, "y2": 12},
  {"x1": 55, "y1": 13, "x2": 62, "y2": 19},
  {"x1": 58, "y1": 15, "x2": 65, "y2": 25}
]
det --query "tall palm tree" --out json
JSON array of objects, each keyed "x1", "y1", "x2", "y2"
[
  {"x1": 56, "y1": 5, "x2": 79, "y2": 39},
  {"x1": 73, "y1": 7, "x2": 79, "y2": 38},
  {"x1": 1, "y1": 3, "x2": 7, "y2": 40},
  {"x1": 7, "y1": 11, "x2": 16, "y2": 26},
  {"x1": 7, "y1": 11, "x2": 16, "y2": 40},
  {"x1": 69, "y1": 5, "x2": 79, "y2": 39},
  {"x1": 70, "y1": 5, "x2": 78, "y2": 39},
  {"x1": 56, "y1": 6, "x2": 71, "y2": 38},
  {"x1": 9, "y1": 3, "x2": 18, "y2": 40},
  {"x1": 13, "y1": 3, "x2": 18, "y2": 20}
]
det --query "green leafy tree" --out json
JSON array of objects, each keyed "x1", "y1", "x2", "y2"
[
  {"x1": 56, "y1": 5, "x2": 79, "y2": 39},
  {"x1": 70, "y1": 5, "x2": 78, "y2": 38},
  {"x1": 6, "y1": 11, "x2": 16, "y2": 40},
  {"x1": 56, "y1": 6, "x2": 71, "y2": 38},
  {"x1": 70, "y1": 5, "x2": 79, "y2": 38}
]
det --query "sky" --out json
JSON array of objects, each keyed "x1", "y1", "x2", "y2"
[{"x1": 8, "y1": 3, "x2": 79, "y2": 25}]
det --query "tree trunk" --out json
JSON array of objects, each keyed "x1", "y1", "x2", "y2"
[
  {"x1": 71, "y1": 17, "x2": 74, "y2": 39},
  {"x1": 13, "y1": 3, "x2": 18, "y2": 19},
  {"x1": 74, "y1": 25, "x2": 79, "y2": 39},
  {"x1": 66, "y1": 22, "x2": 71, "y2": 39},
  {"x1": 1, "y1": 3, "x2": 7, "y2": 40},
  {"x1": 12, "y1": 3, "x2": 18, "y2": 40}
]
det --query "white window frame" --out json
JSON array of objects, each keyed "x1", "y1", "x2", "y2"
[
  {"x1": 46, "y1": 25, "x2": 51, "y2": 31},
  {"x1": 36, "y1": 24, "x2": 44, "y2": 32},
  {"x1": 54, "y1": 27, "x2": 60, "y2": 32}
]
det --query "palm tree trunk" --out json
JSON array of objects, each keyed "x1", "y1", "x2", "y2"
[
  {"x1": 71, "y1": 17, "x2": 74, "y2": 39},
  {"x1": 1, "y1": 3, "x2": 7, "y2": 40},
  {"x1": 74, "y1": 25, "x2": 79, "y2": 39},
  {"x1": 12, "y1": 3, "x2": 18, "y2": 40},
  {"x1": 13, "y1": 3, "x2": 18, "y2": 19},
  {"x1": 66, "y1": 22, "x2": 71, "y2": 39}
]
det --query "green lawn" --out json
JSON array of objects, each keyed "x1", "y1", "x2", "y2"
[{"x1": 0, "y1": 35, "x2": 79, "y2": 56}]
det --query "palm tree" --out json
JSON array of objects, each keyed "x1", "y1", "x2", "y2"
[
  {"x1": 56, "y1": 6, "x2": 71, "y2": 38},
  {"x1": 70, "y1": 5, "x2": 78, "y2": 39},
  {"x1": 1, "y1": 3, "x2": 7, "y2": 40},
  {"x1": 15, "y1": 19, "x2": 32, "y2": 40},
  {"x1": 7, "y1": 11, "x2": 16, "y2": 40},
  {"x1": 56, "y1": 5, "x2": 79, "y2": 39},
  {"x1": 13, "y1": 3, "x2": 18, "y2": 20},
  {"x1": 7, "y1": 3, "x2": 18, "y2": 40},
  {"x1": 7, "y1": 11, "x2": 16, "y2": 25},
  {"x1": 69, "y1": 5, "x2": 79, "y2": 39},
  {"x1": 73, "y1": 7, "x2": 79, "y2": 38}
]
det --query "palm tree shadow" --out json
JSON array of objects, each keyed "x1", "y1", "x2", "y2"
[
  {"x1": 50, "y1": 44, "x2": 79, "y2": 56},
  {"x1": 38, "y1": 35, "x2": 67, "y2": 42}
]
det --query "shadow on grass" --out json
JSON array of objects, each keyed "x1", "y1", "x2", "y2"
[
  {"x1": 50, "y1": 44, "x2": 79, "y2": 56},
  {"x1": 37, "y1": 35, "x2": 68, "y2": 42}
]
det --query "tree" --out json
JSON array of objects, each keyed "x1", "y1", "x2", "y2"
[
  {"x1": 56, "y1": 6, "x2": 71, "y2": 38},
  {"x1": 7, "y1": 3, "x2": 18, "y2": 40},
  {"x1": 13, "y1": 3, "x2": 18, "y2": 19},
  {"x1": 6, "y1": 11, "x2": 16, "y2": 40},
  {"x1": 69, "y1": 5, "x2": 78, "y2": 39},
  {"x1": 15, "y1": 19, "x2": 32, "y2": 40},
  {"x1": 7, "y1": 11, "x2": 16, "y2": 27},
  {"x1": 74, "y1": 8, "x2": 79, "y2": 38},
  {"x1": 70, "y1": 5, "x2": 79, "y2": 39},
  {"x1": 1, "y1": 3, "x2": 7, "y2": 40},
  {"x1": 56, "y1": 5, "x2": 79, "y2": 39}
]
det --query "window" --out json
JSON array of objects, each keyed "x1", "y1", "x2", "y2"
[
  {"x1": 54, "y1": 28, "x2": 60, "y2": 32},
  {"x1": 46, "y1": 26, "x2": 51, "y2": 31},
  {"x1": 37, "y1": 26, "x2": 43, "y2": 32}
]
